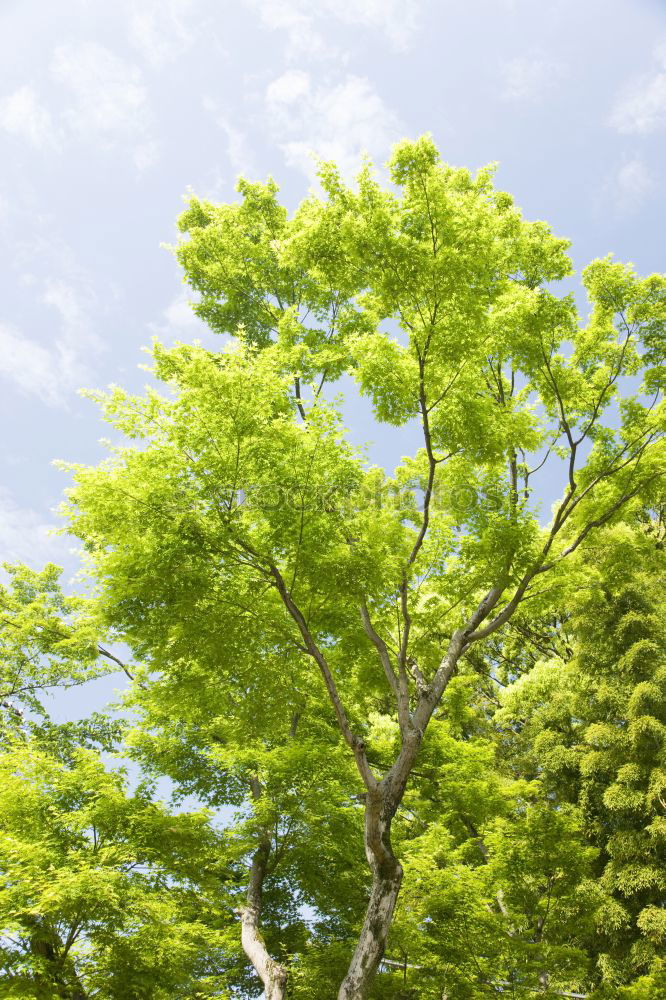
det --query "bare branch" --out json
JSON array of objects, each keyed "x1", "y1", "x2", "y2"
[
  {"x1": 293, "y1": 376, "x2": 307, "y2": 422},
  {"x1": 270, "y1": 564, "x2": 377, "y2": 791},
  {"x1": 360, "y1": 601, "x2": 410, "y2": 735},
  {"x1": 97, "y1": 645, "x2": 134, "y2": 682}
]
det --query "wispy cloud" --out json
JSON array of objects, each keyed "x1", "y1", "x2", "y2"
[
  {"x1": 44, "y1": 278, "x2": 92, "y2": 338},
  {"x1": 0, "y1": 488, "x2": 66, "y2": 567},
  {"x1": 51, "y1": 41, "x2": 150, "y2": 142},
  {"x1": 0, "y1": 85, "x2": 59, "y2": 148},
  {"x1": 600, "y1": 155, "x2": 653, "y2": 216},
  {"x1": 163, "y1": 292, "x2": 203, "y2": 330},
  {"x1": 265, "y1": 71, "x2": 401, "y2": 180},
  {"x1": 0, "y1": 324, "x2": 65, "y2": 406},
  {"x1": 147, "y1": 290, "x2": 215, "y2": 346},
  {"x1": 500, "y1": 53, "x2": 566, "y2": 102},
  {"x1": 245, "y1": 0, "x2": 421, "y2": 58},
  {"x1": 609, "y1": 43, "x2": 666, "y2": 134},
  {"x1": 1, "y1": 42, "x2": 157, "y2": 169},
  {"x1": 202, "y1": 96, "x2": 258, "y2": 178},
  {"x1": 133, "y1": 139, "x2": 160, "y2": 172},
  {"x1": 266, "y1": 69, "x2": 310, "y2": 105},
  {"x1": 127, "y1": 0, "x2": 197, "y2": 67},
  {"x1": 0, "y1": 277, "x2": 100, "y2": 407}
]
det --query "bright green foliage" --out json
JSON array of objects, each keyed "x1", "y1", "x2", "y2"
[
  {"x1": 345, "y1": 671, "x2": 602, "y2": 999},
  {"x1": 62, "y1": 138, "x2": 664, "y2": 750},
  {"x1": 0, "y1": 564, "x2": 104, "y2": 729},
  {"x1": 616, "y1": 959, "x2": 666, "y2": 998},
  {"x1": 0, "y1": 566, "x2": 240, "y2": 999},
  {"x1": 496, "y1": 518, "x2": 666, "y2": 994},
  {"x1": 45, "y1": 137, "x2": 666, "y2": 998},
  {"x1": 394, "y1": 804, "x2": 599, "y2": 999},
  {"x1": 124, "y1": 652, "x2": 368, "y2": 972},
  {"x1": 0, "y1": 737, "x2": 233, "y2": 999}
]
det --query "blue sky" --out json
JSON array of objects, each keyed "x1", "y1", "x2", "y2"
[{"x1": 1, "y1": 0, "x2": 665, "y2": 716}]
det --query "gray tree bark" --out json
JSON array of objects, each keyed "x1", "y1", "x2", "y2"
[
  {"x1": 239, "y1": 839, "x2": 288, "y2": 1000},
  {"x1": 337, "y1": 728, "x2": 425, "y2": 1000},
  {"x1": 238, "y1": 783, "x2": 288, "y2": 1000},
  {"x1": 337, "y1": 788, "x2": 403, "y2": 1000}
]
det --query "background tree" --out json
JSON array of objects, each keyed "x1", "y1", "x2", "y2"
[
  {"x1": 0, "y1": 739, "x2": 232, "y2": 999},
  {"x1": 123, "y1": 641, "x2": 367, "y2": 998},
  {"x1": 0, "y1": 563, "x2": 109, "y2": 732},
  {"x1": 0, "y1": 566, "x2": 236, "y2": 999},
  {"x1": 496, "y1": 512, "x2": 666, "y2": 996}
]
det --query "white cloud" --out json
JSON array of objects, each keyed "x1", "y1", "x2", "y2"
[
  {"x1": 0, "y1": 85, "x2": 59, "y2": 148},
  {"x1": 253, "y1": 1, "x2": 328, "y2": 58},
  {"x1": 1, "y1": 42, "x2": 157, "y2": 169},
  {"x1": 51, "y1": 42, "x2": 150, "y2": 142},
  {"x1": 202, "y1": 97, "x2": 258, "y2": 177},
  {"x1": 147, "y1": 291, "x2": 214, "y2": 346},
  {"x1": 163, "y1": 292, "x2": 202, "y2": 329},
  {"x1": 0, "y1": 488, "x2": 66, "y2": 568},
  {"x1": 266, "y1": 72, "x2": 401, "y2": 180},
  {"x1": 0, "y1": 323, "x2": 64, "y2": 406},
  {"x1": 128, "y1": 0, "x2": 196, "y2": 67},
  {"x1": 500, "y1": 54, "x2": 566, "y2": 102},
  {"x1": 43, "y1": 278, "x2": 89, "y2": 335},
  {"x1": 266, "y1": 68, "x2": 310, "y2": 105},
  {"x1": 334, "y1": 0, "x2": 420, "y2": 49},
  {"x1": 43, "y1": 277, "x2": 101, "y2": 387},
  {"x1": 601, "y1": 156, "x2": 653, "y2": 215},
  {"x1": 220, "y1": 121, "x2": 257, "y2": 177},
  {"x1": 245, "y1": 0, "x2": 420, "y2": 57},
  {"x1": 609, "y1": 45, "x2": 666, "y2": 134},
  {"x1": 0, "y1": 278, "x2": 100, "y2": 407},
  {"x1": 133, "y1": 139, "x2": 160, "y2": 172}
]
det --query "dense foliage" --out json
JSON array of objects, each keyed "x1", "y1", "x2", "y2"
[{"x1": 1, "y1": 137, "x2": 664, "y2": 999}]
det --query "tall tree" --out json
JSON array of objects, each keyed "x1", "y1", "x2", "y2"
[
  {"x1": 0, "y1": 562, "x2": 110, "y2": 732},
  {"x1": 123, "y1": 641, "x2": 367, "y2": 998},
  {"x1": 61, "y1": 136, "x2": 665, "y2": 998},
  {"x1": 496, "y1": 513, "x2": 666, "y2": 995},
  {"x1": 0, "y1": 738, "x2": 232, "y2": 999},
  {"x1": 0, "y1": 564, "x2": 235, "y2": 998}
]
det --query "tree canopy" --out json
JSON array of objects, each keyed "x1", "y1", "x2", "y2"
[{"x1": 1, "y1": 136, "x2": 664, "y2": 999}]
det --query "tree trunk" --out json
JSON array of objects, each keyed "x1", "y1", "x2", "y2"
[
  {"x1": 27, "y1": 915, "x2": 88, "y2": 999},
  {"x1": 239, "y1": 839, "x2": 288, "y2": 1000},
  {"x1": 337, "y1": 783, "x2": 404, "y2": 1000}
]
